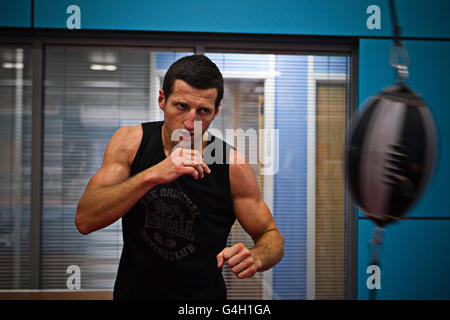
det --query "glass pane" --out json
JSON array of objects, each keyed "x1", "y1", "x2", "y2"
[
  {"x1": 42, "y1": 48, "x2": 192, "y2": 289},
  {"x1": 205, "y1": 53, "x2": 350, "y2": 299}
]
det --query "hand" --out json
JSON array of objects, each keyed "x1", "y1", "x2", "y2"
[
  {"x1": 151, "y1": 147, "x2": 211, "y2": 185},
  {"x1": 216, "y1": 243, "x2": 262, "y2": 279}
]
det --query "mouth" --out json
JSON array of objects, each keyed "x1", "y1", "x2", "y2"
[
  {"x1": 180, "y1": 132, "x2": 194, "y2": 141},
  {"x1": 181, "y1": 135, "x2": 193, "y2": 141}
]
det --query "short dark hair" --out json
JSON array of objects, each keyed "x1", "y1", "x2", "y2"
[{"x1": 162, "y1": 55, "x2": 223, "y2": 109}]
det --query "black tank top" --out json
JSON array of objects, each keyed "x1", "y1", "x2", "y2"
[{"x1": 113, "y1": 121, "x2": 236, "y2": 300}]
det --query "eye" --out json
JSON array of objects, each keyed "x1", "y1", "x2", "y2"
[
  {"x1": 176, "y1": 103, "x2": 188, "y2": 110},
  {"x1": 199, "y1": 108, "x2": 212, "y2": 115}
]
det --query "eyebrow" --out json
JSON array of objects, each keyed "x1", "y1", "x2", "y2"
[{"x1": 172, "y1": 99, "x2": 214, "y2": 110}]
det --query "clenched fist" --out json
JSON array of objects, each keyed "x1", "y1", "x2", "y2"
[
  {"x1": 217, "y1": 242, "x2": 262, "y2": 279},
  {"x1": 151, "y1": 147, "x2": 211, "y2": 185}
]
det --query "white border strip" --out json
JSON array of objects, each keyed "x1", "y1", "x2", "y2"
[
  {"x1": 262, "y1": 54, "x2": 276, "y2": 300},
  {"x1": 306, "y1": 55, "x2": 316, "y2": 300},
  {"x1": 150, "y1": 53, "x2": 164, "y2": 121}
]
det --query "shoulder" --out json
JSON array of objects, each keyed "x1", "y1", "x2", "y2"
[
  {"x1": 107, "y1": 124, "x2": 143, "y2": 165},
  {"x1": 113, "y1": 124, "x2": 142, "y2": 142},
  {"x1": 228, "y1": 148, "x2": 259, "y2": 198},
  {"x1": 228, "y1": 148, "x2": 248, "y2": 167}
]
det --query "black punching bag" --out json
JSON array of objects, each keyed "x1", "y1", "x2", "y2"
[{"x1": 347, "y1": 82, "x2": 438, "y2": 226}]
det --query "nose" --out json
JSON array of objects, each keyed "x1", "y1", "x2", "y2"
[{"x1": 184, "y1": 109, "x2": 197, "y2": 131}]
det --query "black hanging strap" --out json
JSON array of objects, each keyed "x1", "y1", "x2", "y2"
[
  {"x1": 389, "y1": 0, "x2": 402, "y2": 45},
  {"x1": 368, "y1": 226, "x2": 385, "y2": 300},
  {"x1": 388, "y1": 0, "x2": 410, "y2": 80}
]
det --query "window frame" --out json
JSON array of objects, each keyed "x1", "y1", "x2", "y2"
[{"x1": 0, "y1": 28, "x2": 358, "y2": 299}]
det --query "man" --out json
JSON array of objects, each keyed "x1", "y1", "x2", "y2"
[{"x1": 75, "y1": 55, "x2": 284, "y2": 299}]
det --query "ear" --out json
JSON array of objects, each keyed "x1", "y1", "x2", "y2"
[
  {"x1": 214, "y1": 103, "x2": 221, "y2": 118},
  {"x1": 158, "y1": 89, "x2": 165, "y2": 111}
]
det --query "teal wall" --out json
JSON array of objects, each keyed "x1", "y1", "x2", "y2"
[
  {"x1": 358, "y1": 39, "x2": 450, "y2": 299},
  {"x1": 0, "y1": 1, "x2": 31, "y2": 27},
  {"x1": 1, "y1": 0, "x2": 449, "y2": 299},
  {"x1": 2, "y1": 1, "x2": 450, "y2": 38},
  {"x1": 358, "y1": 219, "x2": 450, "y2": 299}
]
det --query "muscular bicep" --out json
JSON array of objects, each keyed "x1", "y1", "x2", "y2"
[
  {"x1": 229, "y1": 150, "x2": 278, "y2": 242},
  {"x1": 84, "y1": 125, "x2": 141, "y2": 192},
  {"x1": 85, "y1": 162, "x2": 130, "y2": 191}
]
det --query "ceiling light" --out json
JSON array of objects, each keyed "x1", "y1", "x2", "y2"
[
  {"x1": 90, "y1": 64, "x2": 117, "y2": 71},
  {"x1": 2, "y1": 62, "x2": 24, "y2": 69}
]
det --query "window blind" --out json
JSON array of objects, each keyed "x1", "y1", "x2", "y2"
[
  {"x1": 0, "y1": 47, "x2": 32, "y2": 289},
  {"x1": 42, "y1": 48, "x2": 192, "y2": 289},
  {"x1": 315, "y1": 81, "x2": 348, "y2": 299}
]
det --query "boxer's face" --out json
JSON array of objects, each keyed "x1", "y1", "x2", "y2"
[{"x1": 159, "y1": 79, "x2": 220, "y2": 149}]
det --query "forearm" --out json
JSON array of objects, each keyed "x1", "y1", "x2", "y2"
[
  {"x1": 250, "y1": 229, "x2": 285, "y2": 272},
  {"x1": 75, "y1": 168, "x2": 156, "y2": 234}
]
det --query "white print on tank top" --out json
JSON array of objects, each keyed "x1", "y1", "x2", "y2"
[{"x1": 139, "y1": 187, "x2": 200, "y2": 261}]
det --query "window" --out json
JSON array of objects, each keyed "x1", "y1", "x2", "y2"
[{"x1": 0, "y1": 36, "x2": 354, "y2": 300}]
